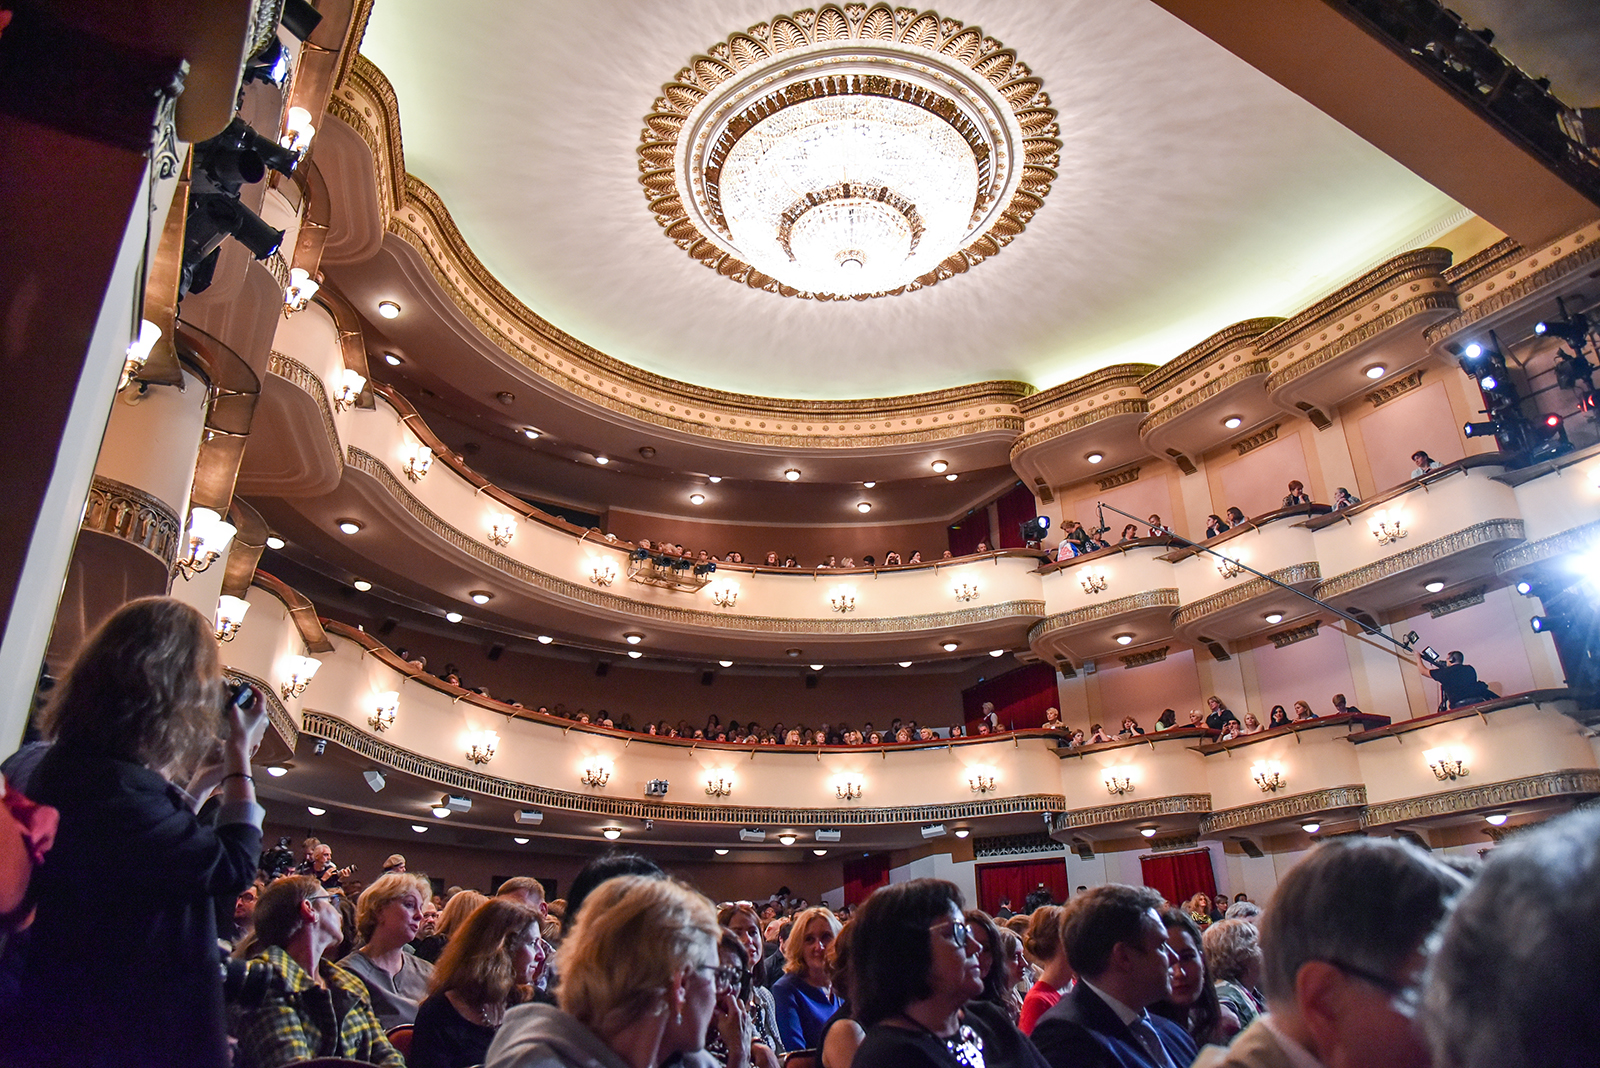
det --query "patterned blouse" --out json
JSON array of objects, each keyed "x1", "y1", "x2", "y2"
[{"x1": 231, "y1": 945, "x2": 406, "y2": 1068}]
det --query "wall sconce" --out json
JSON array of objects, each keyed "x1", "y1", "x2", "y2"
[
  {"x1": 1103, "y1": 766, "x2": 1135, "y2": 796},
  {"x1": 1369, "y1": 508, "x2": 1408, "y2": 545},
  {"x1": 280, "y1": 105, "x2": 316, "y2": 155},
  {"x1": 705, "y1": 773, "x2": 734, "y2": 798},
  {"x1": 369, "y1": 691, "x2": 399, "y2": 732},
  {"x1": 283, "y1": 266, "x2": 320, "y2": 312},
  {"x1": 120, "y1": 318, "x2": 161, "y2": 391},
  {"x1": 580, "y1": 759, "x2": 613, "y2": 788},
  {"x1": 1251, "y1": 760, "x2": 1287, "y2": 792},
  {"x1": 587, "y1": 558, "x2": 617, "y2": 586},
  {"x1": 175, "y1": 507, "x2": 238, "y2": 579},
  {"x1": 466, "y1": 729, "x2": 499, "y2": 765},
  {"x1": 1080, "y1": 568, "x2": 1108, "y2": 595},
  {"x1": 834, "y1": 774, "x2": 864, "y2": 800},
  {"x1": 968, "y1": 767, "x2": 999, "y2": 794},
  {"x1": 1424, "y1": 746, "x2": 1469, "y2": 781},
  {"x1": 331, "y1": 367, "x2": 366, "y2": 412},
  {"x1": 1216, "y1": 553, "x2": 1246, "y2": 580},
  {"x1": 402, "y1": 444, "x2": 433, "y2": 482},
  {"x1": 213, "y1": 596, "x2": 250, "y2": 642},
  {"x1": 280, "y1": 655, "x2": 321, "y2": 699},
  {"x1": 829, "y1": 585, "x2": 857, "y2": 613},
  {"x1": 488, "y1": 513, "x2": 518, "y2": 547},
  {"x1": 710, "y1": 582, "x2": 739, "y2": 608},
  {"x1": 953, "y1": 581, "x2": 980, "y2": 603}
]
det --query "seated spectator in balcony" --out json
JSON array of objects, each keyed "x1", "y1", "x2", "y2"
[
  {"x1": 1120, "y1": 523, "x2": 1141, "y2": 542},
  {"x1": 976, "y1": 723, "x2": 992, "y2": 737},
  {"x1": 840, "y1": 557, "x2": 854, "y2": 568},
  {"x1": 884, "y1": 550, "x2": 902, "y2": 566},
  {"x1": 1119, "y1": 717, "x2": 1144, "y2": 738},
  {"x1": 1411, "y1": 450, "x2": 1443, "y2": 478},
  {"x1": 1154, "y1": 708, "x2": 1178, "y2": 731},
  {"x1": 918, "y1": 727, "x2": 936, "y2": 741},
  {"x1": 976, "y1": 540, "x2": 991, "y2": 553},
  {"x1": 1238, "y1": 712, "x2": 1264, "y2": 736},
  {"x1": 1282, "y1": 480, "x2": 1312, "y2": 507},
  {"x1": 1187, "y1": 709, "x2": 1206, "y2": 729},
  {"x1": 1293, "y1": 700, "x2": 1318, "y2": 721},
  {"x1": 784, "y1": 729, "x2": 801, "y2": 746},
  {"x1": 1419, "y1": 649, "x2": 1496, "y2": 710},
  {"x1": 1055, "y1": 535, "x2": 1082, "y2": 561},
  {"x1": 819, "y1": 556, "x2": 837, "y2": 569},
  {"x1": 1204, "y1": 919, "x2": 1265, "y2": 1032},
  {"x1": 949, "y1": 724, "x2": 966, "y2": 738},
  {"x1": 1087, "y1": 723, "x2": 1114, "y2": 744},
  {"x1": 1065, "y1": 729, "x2": 1086, "y2": 747},
  {"x1": 1329, "y1": 693, "x2": 1362, "y2": 716},
  {"x1": 1042, "y1": 707, "x2": 1065, "y2": 730},
  {"x1": 764, "y1": 551, "x2": 779, "y2": 566},
  {"x1": 1268, "y1": 705, "x2": 1290, "y2": 728},
  {"x1": 909, "y1": 550, "x2": 924, "y2": 564},
  {"x1": 783, "y1": 555, "x2": 799, "y2": 568},
  {"x1": 1204, "y1": 696, "x2": 1240, "y2": 733},
  {"x1": 1333, "y1": 486, "x2": 1360, "y2": 510},
  {"x1": 1225, "y1": 506, "x2": 1246, "y2": 526},
  {"x1": 1205, "y1": 514, "x2": 1230, "y2": 538},
  {"x1": 1148, "y1": 513, "x2": 1166, "y2": 536},
  {"x1": 1218, "y1": 721, "x2": 1242, "y2": 742},
  {"x1": 895, "y1": 728, "x2": 913, "y2": 743}
]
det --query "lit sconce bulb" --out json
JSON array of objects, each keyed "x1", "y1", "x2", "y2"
[
  {"x1": 1369, "y1": 508, "x2": 1407, "y2": 545},
  {"x1": 829, "y1": 586, "x2": 857, "y2": 613},
  {"x1": 967, "y1": 767, "x2": 999, "y2": 793},
  {"x1": 1251, "y1": 760, "x2": 1287, "y2": 792},
  {"x1": 331, "y1": 367, "x2": 366, "y2": 412},
  {"x1": 580, "y1": 759, "x2": 612, "y2": 788},
  {"x1": 280, "y1": 106, "x2": 316, "y2": 154},
  {"x1": 280, "y1": 655, "x2": 321, "y2": 699},
  {"x1": 587, "y1": 558, "x2": 618, "y2": 586},
  {"x1": 487, "y1": 513, "x2": 518, "y2": 547},
  {"x1": 283, "y1": 266, "x2": 320, "y2": 312},
  {"x1": 402, "y1": 443, "x2": 433, "y2": 482},
  {"x1": 370, "y1": 691, "x2": 399, "y2": 732},
  {"x1": 1103, "y1": 767, "x2": 1135, "y2": 795},
  {"x1": 466, "y1": 729, "x2": 499, "y2": 765},
  {"x1": 120, "y1": 318, "x2": 162, "y2": 390},
  {"x1": 1424, "y1": 746, "x2": 1469, "y2": 781},
  {"x1": 176, "y1": 507, "x2": 238, "y2": 579},
  {"x1": 213, "y1": 595, "x2": 250, "y2": 641}
]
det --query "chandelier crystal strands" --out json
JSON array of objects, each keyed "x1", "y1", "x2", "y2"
[{"x1": 639, "y1": 5, "x2": 1059, "y2": 300}]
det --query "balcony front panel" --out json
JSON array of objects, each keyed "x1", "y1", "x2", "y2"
[{"x1": 1170, "y1": 518, "x2": 1321, "y2": 643}]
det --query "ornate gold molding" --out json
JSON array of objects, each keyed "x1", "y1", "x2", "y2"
[
  {"x1": 1493, "y1": 519, "x2": 1600, "y2": 575},
  {"x1": 636, "y1": 5, "x2": 1060, "y2": 300},
  {"x1": 266, "y1": 351, "x2": 342, "y2": 463},
  {"x1": 1029, "y1": 590, "x2": 1181, "y2": 643},
  {"x1": 1051, "y1": 794, "x2": 1212, "y2": 831},
  {"x1": 301, "y1": 711, "x2": 1067, "y2": 824},
  {"x1": 1423, "y1": 586, "x2": 1485, "y2": 618},
  {"x1": 1011, "y1": 398, "x2": 1149, "y2": 460},
  {"x1": 1268, "y1": 620, "x2": 1320, "y2": 648},
  {"x1": 1121, "y1": 646, "x2": 1169, "y2": 668},
  {"x1": 1314, "y1": 520, "x2": 1524, "y2": 600},
  {"x1": 1173, "y1": 564, "x2": 1320, "y2": 630},
  {"x1": 1097, "y1": 466, "x2": 1141, "y2": 491},
  {"x1": 1256, "y1": 248, "x2": 1453, "y2": 354},
  {"x1": 1425, "y1": 222, "x2": 1600, "y2": 337},
  {"x1": 348, "y1": 446, "x2": 1044, "y2": 633},
  {"x1": 1264, "y1": 292, "x2": 1457, "y2": 395},
  {"x1": 1138, "y1": 318, "x2": 1282, "y2": 398},
  {"x1": 1364, "y1": 770, "x2": 1600, "y2": 827},
  {"x1": 225, "y1": 667, "x2": 296, "y2": 750},
  {"x1": 1140, "y1": 358, "x2": 1271, "y2": 434},
  {"x1": 1200, "y1": 785, "x2": 1367, "y2": 835},
  {"x1": 1441, "y1": 237, "x2": 1520, "y2": 286},
  {"x1": 81, "y1": 475, "x2": 181, "y2": 569},
  {"x1": 1232, "y1": 423, "x2": 1279, "y2": 456},
  {"x1": 1019, "y1": 364, "x2": 1158, "y2": 414},
  {"x1": 1366, "y1": 368, "x2": 1425, "y2": 408}
]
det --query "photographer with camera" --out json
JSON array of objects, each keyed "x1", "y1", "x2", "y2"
[
  {"x1": 1417, "y1": 646, "x2": 1497, "y2": 711},
  {"x1": 0, "y1": 597, "x2": 270, "y2": 1068}
]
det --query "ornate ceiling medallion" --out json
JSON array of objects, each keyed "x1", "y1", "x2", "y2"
[{"x1": 638, "y1": 5, "x2": 1060, "y2": 300}]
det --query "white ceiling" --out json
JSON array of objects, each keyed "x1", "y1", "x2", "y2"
[{"x1": 359, "y1": 0, "x2": 1462, "y2": 401}]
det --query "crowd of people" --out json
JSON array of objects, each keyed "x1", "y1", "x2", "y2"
[{"x1": 630, "y1": 539, "x2": 993, "y2": 572}]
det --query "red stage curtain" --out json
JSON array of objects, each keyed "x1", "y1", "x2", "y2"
[
  {"x1": 842, "y1": 853, "x2": 891, "y2": 906},
  {"x1": 947, "y1": 510, "x2": 993, "y2": 556},
  {"x1": 995, "y1": 482, "x2": 1038, "y2": 549},
  {"x1": 976, "y1": 858, "x2": 1070, "y2": 916},
  {"x1": 963, "y1": 663, "x2": 1058, "y2": 731},
  {"x1": 1139, "y1": 849, "x2": 1216, "y2": 908}
]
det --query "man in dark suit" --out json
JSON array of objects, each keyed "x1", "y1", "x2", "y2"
[{"x1": 1031, "y1": 885, "x2": 1197, "y2": 1068}]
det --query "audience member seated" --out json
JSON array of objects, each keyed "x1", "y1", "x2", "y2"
[
  {"x1": 1087, "y1": 723, "x2": 1115, "y2": 745},
  {"x1": 2, "y1": 597, "x2": 268, "y2": 1068},
  {"x1": 1421, "y1": 809, "x2": 1600, "y2": 1068},
  {"x1": 1218, "y1": 721, "x2": 1242, "y2": 742},
  {"x1": 968, "y1": 910, "x2": 1024, "y2": 1023},
  {"x1": 1066, "y1": 729, "x2": 1086, "y2": 747},
  {"x1": 409, "y1": 897, "x2": 545, "y2": 1068},
  {"x1": 416, "y1": 890, "x2": 489, "y2": 964},
  {"x1": 771, "y1": 906, "x2": 843, "y2": 1050},
  {"x1": 340, "y1": 873, "x2": 436, "y2": 1030},
  {"x1": 1410, "y1": 450, "x2": 1443, "y2": 478},
  {"x1": 1268, "y1": 706, "x2": 1290, "y2": 728},
  {"x1": 1154, "y1": 709, "x2": 1178, "y2": 731},
  {"x1": 1031, "y1": 884, "x2": 1199, "y2": 1068},
  {"x1": 976, "y1": 541, "x2": 990, "y2": 552},
  {"x1": 1203, "y1": 919, "x2": 1264, "y2": 1032},
  {"x1": 1225, "y1": 506, "x2": 1246, "y2": 526},
  {"x1": 1120, "y1": 523, "x2": 1141, "y2": 541},
  {"x1": 1193, "y1": 838, "x2": 1465, "y2": 1068},
  {"x1": 1151, "y1": 909, "x2": 1233, "y2": 1047},
  {"x1": 1328, "y1": 693, "x2": 1361, "y2": 717},
  {"x1": 1148, "y1": 514, "x2": 1166, "y2": 536},
  {"x1": 1187, "y1": 709, "x2": 1206, "y2": 729},
  {"x1": 484, "y1": 876, "x2": 723, "y2": 1068},
  {"x1": 1238, "y1": 712, "x2": 1264, "y2": 736},
  {"x1": 722, "y1": 904, "x2": 786, "y2": 1056},
  {"x1": 817, "y1": 921, "x2": 860, "y2": 1068},
  {"x1": 1204, "y1": 697, "x2": 1240, "y2": 732},
  {"x1": 1185, "y1": 894, "x2": 1215, "y2": 930},
  {"x1": 851, "y1": 878, "x2": 1046, "y2": 1068},
  {"x1": 1042, "y1": 707, "x2": 1065, "y2": 730},
  {"x1": 1293, "y1": 700, "x2": 1318, "y2": 721},
  {"x1": 1223, "y1": 901, "x2": 1261, "y2": 922},
  {"x1": 909, "y1": 551, "x2": 924, "y2": 564},
  {"x1": 1118, "y1": 717, "x2": 1144, "y2": 738},
  {"x1": 232, "y1": 875, "x2": 406, "y2": 1067},
  {"x1": 884, "y1": 551, "x2": 902, "y2": 566},
  {"x1": 1018, "y1": 906, "x2": 1071, "y2": 1036},
  {"x1": 1333, "y1": 486, "x2": 1360, "y2": 509},
  {"x1": 1205, "y1": 514, "x2": 1230, "y2": 538},
  {"x1": 1282, "y1": 481, "x2": 1312, "y2": 507}
]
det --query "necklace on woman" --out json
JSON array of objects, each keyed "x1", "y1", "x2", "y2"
[
  {"x1": 479, "y1": 1002, "x2": 504, "y2": 1027},
  {"x1": 894, "y1": 1013, "x2": 986, "y2": 1068}
]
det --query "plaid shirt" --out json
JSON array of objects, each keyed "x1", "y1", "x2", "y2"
[{"x1": 232, "y1": 945, "x2": 406, "y2": 1067}]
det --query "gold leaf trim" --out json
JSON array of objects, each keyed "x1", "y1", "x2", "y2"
[
  {"x1": 1254, "y1": 248, "x2": 1454, "y2": 355},
  {"x1": 1018, "y1": 364, "x2": 1158, "y2": 414},
  {"x1": 267, "y1": 351, "x2": 343, "y2": 464},
  {"x1": 1121, "y1": 645, "x2": 1169, "y2": 668},
  {"x1": 1029, "y1": 590, "x2": 1181, "y2": 643},
  {"x1": 1096, "y1": 466, "x2": 1141, "y2": 491},
  {"x1": 1425, "y1": 224, "x2": 1600, "y2": 338},
  {"x1": 1140, "y1": 359, "x2": 1271, "y2": 433},
  {"x1": 1423, "y1": 586, "x2": 1486, "y2": 618},
  {"x1": 1010, "y1": 399, "x2": 1148, "y2": 461},
  {"x1": 1493, "y1": 519, "x2": 1600, "y2": 574},
  {"x1": 1050, "y1": 794, "x2": 1213, "y2": 831},
  {"x1": 1173, "y1": 565, "x2": 1321, "y2": 630},
  {"x1": 1364, "y1": 770, "x2": 1600, "y2": 827},
  {"x1": 1232, "y1": 423, "x2": 1279, "y2": 456},
  {"x1": 1268, "y1": 620, "x2": 1320, "y2": 648},
  {"x1": 1313, "y1": 521, "x2": 1524, "y2": 601},
  {"x1": 224, "y1": 667, "x2": 297, "y2": 750},
  {"x1": 1440, "y1": 237, "x2": 1521, "y2": 286},
  {"x1": 1137, "y1": 318, "x2": 1282, "y2": 398},
  {"x1": 1199, "y1": 785, "x2": 1367, "y2": 835},
  {"x1": 1264, "y1": 293, "x2": 1458, "y2": 394},
  {"x1": 81, "y1": 475, "x2": 181, "y2": 569},
  {"x1": 1365, "y1": 369, "x2": 1425, "y2": 408}
]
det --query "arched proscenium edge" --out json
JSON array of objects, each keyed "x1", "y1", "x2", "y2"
[{"x1": 300, "y1": 710, "x2": 1065, "y2": 824}]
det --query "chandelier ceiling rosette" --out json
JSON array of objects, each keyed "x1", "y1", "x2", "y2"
[{"x1": 638, "y1": 5, "x2": 1060, "y2": 300}]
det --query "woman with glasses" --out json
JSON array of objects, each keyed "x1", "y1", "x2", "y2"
[
  {"x1": 719, "y1": 904, "x2": 786, "y2": 1057},
  {"x1": 771, "y1": 906, "x2": 843, "y2": 1050},
  {"x1": 705, "y1": 928, "x2": 780, "y2": 1068},
  {"x1": 231, "y1": 876, "x2": 405, "y2": 1067},
  {"x1": 851, "y1": 879, "x2": 1048, "y2": 1068},
  {"x1": 408, "y1": 898, "x2": 544, "y2": 1068}
]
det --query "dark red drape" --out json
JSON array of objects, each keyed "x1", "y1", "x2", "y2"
[
  {"x1": 947, "y1": 509, "x2": 993, "y2": 556},
  {"x1": 963, "y1": 663, "x2": 1058, "y2": 731},
  {"x1": 1139, "y1": 849, "x2": 1216, "y2": 908},
  {"x1": 976, "y1": 858, "x2": 1070, "y2": 916},
  {"x1": 842, "y1": 853, "x2": 891, "y2": 906},
  {"x1": 994, "y1": 482, "x2": 1038, "y2": 549}
]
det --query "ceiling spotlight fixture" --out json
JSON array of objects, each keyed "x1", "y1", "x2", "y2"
[
  {"x1": 989, "y1": 649, "x2": 1005, "y2": 657},
  {"x1": 1115, "y1": 634, "x2": 1133, "y2": 646},
  {"x1": 431, "y1": 805, "x2": 451, "y2": 818},
  {"x1": 351, "y1": 580, "x2": 372, "y2": 593},
  {"x1": 411, "y1": 824, "x2": 427, "y2": 833},
  {"x1": 521, "y1": 427, "x2": 540, "y2": 439},
  {"x1": 784, "y1": 468, "x2": 801, "y2": 482},
  {"x1": 265, "y1": 764, "x2": 289, "y2": 777},
  {"x1": 898, "y1": 661, "x2": 912, "y2": 668},
  {"x1": 470, "y1": 591, "x2": 492, "y2": 605},
  {"x1": 944, "y1": 473, "x2": 958, "y2": 481},
  {"x1": 1264, "y1": 612, "x2": 1283, "y2": 624},
  {"x1": 1139, "y1": 827, "x2": 1158, "y2": 838},
  {"x1": 624, "y1": 634, "x2": 643, "y2": 645},
  {"x1": 719, "y1": 660, "x2": 733, "y2": 668},
  {"x1": 809, "y1": 664, "x2": 825, "y2": 671},
  {"x1": 1424, "y1": 580, "x2": 1446, "y2": 594},
  {"x1": 715, "y1": 848, "x2": 730, "y2": 855},
  {"x1": 537, "y1": 635, "x2": 553, "y2": 644},
  {"x1": 1301, "y1": 822, "x2": 1321, "y2": 834},
  {"x1": 941, "y1": 641, "x2": 960, "y2": 653},
  {"x1": 856, "y1": 502, "x2": 872, "y2": 513},
  {"x1": 594, "y1": 455, "x2": 609, "y2": 465},
  {"x1": 444, "y1": 611, "x2": 463, "y2": 624},
  {"x1": 862, "y1": 481, "x2": 876, "y2": 489},
  {"x1": 777, "y1": 832, "x2": 798, "y2": 846},
  {"x1": 953, "y1": 829, "x2": 970, "y2": 838},
  {"x1": 265, "y1": 535, "x2": 286, "y2": 550},
  {"x1": 1224, "y1": 416, "x2": 1243, "y2": 430},
  {"x1": 931, "y1": 460, "x2": 949, "y2": 473},
  {"x1": 708, "y1": 475, "x2": 722, "y2": 483},
  {"x1": 1484, "y1": 813, "x2": 1509, "y2": 826},
  {"x1": 813, "y1": 848, "x2": 828, "y2": 856},
  {"x1": 338, "y1": 519, "x2": 363, "y2": 535},
  {"x1": 602, "y1": 827, "x2": 622, "y2": 840},
  {"x1": 1364, "y1": 364, "x2": 1387, "y2": 380},
  {"x1": 383, "y1": 352, "x2": 403, "y2": 366},
  {"x1": 689, "y1": 492, "x2": 706, "y2": 505},
  {"x1": 1086, "y1": 453, "x2": 1104, "y2": 464},
  {"x1": 377, "y1": 300, "x2": 400, "y2": 319},
  {"x1": 513, "y1": 836, "x2": 530, "y2": 845},
  {"x1": 307, "y1": 806, "x2": 326, "y2": 816}
]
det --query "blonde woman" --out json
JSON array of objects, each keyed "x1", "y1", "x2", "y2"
[
  {"x1": 771, "y1": 906, "x2": 843, "y2": 1050},
  {"x1": 409, "y1": 898, "x2": 544, "y2": 1068},
  {"x1": 416, "y1": 889, "x2": 489, "y2": 963},
  {"x1": 340, "y1": 872, "x2": 435, "y2": 1029}
]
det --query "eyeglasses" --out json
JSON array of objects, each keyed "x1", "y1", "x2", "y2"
[
  {"x1": 305, "y1": 894, "x2": 337, "y2": 906},
  {"x1": 697, "y1": 964, "x2": 745, "y2": 992},
  {"x1": 1318, "y1": 958, "x2": 1424, "y2": 1017},
  {"x1": 931, "y1": 920, "x2": 972, "y2": 949}
]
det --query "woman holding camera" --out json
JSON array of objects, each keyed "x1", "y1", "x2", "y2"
[{"x1": 2, "y1": 597, "x2": 270, "y2": 1068}]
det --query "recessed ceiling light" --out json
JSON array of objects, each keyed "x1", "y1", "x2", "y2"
[
  {"x1": 1424, "y1": 580, "x2": 1445, "y2": 593},
  {"x1": 445, "y1": 611, "x2": 463, "y2": 624},
  {"x1": 989, "y1": 649, "x2": 1005, "y2": 657},
  {"x1": 627, "y1": 650, "x2": 642, "y2": 659},
  {"x1": 625, "y1": 634, "x2": 643, "y2": 645},
  {"x1": 953, "y1": 829, "x2": 970, "y2": 838},
  {"x1": 1365, "y1": 364, "x2": 1387, "y2": 380},
  {"x1": 1086, "y1": 453, "x2": 1104, "y2": 464},
  {"x1": 513, "y1": 836, "x2": 530, "y2": 844},
  {"x1": 1115, "y1": 634, "x2": 1133, "y2": 646},
  {"x1": 1224, "y1": 416, "x2": 1243, "y2": 430},
  {"x1": 383, "y1": 352, "x2": 402, "y2": 366},
  {"x1": 594, "y1": 455, "x2": 609, "y2": 465},
  {"x1": 898, "y1": 661, "x2": 913, "y2": 668},
  {"x1": 411, "y1": 824, "x2": 427, "y2": 833},
  {"x1": 945, "y1": 473, "x2": 958, "y2": 481},
  {"x1": 431, "y1": 805, "x2": 451, "y2": 818},
  {"x1": 708, "y1": 475, "x2": 722, "y2": 483},
  {"x1": 602, "y1": 827, "x2": 622, "y2": 840},
  {"x1": 265, "y1": 535, "x2": 285, "y2": 550},
  {"x1": 931, "y1": 460, "x2": 949, "y2": 473},
  {"x1": 521, "y1": 427, "x2": 540, "y2": 439},
  {"x1": 719, "y1": 660, "x2": 733, "y2": 667},
  {"x1": 377, "y1": 300, "x2": 400, "y2": 319},
  {"x1": 537, "y1": 635, "x2": 553, "y2": 644},
  {"x1": 352, "y1": 579, "x2": 372, "y2": 592},
  {"x1": 942, "y1": 641, "x2": 959, "y2": 652},
  {"x1": 1301, "y1": 822, "x2": 1321, "y2": 834},
  {"x1": 338, "y1": 519, "x2": 363, "y2": 535},
  {"x1": 1139, "y1": 827, "x2": 1157, "y2": 838},
  {"x1": 813, "y1": 848, "x2": 828, "y2": 856},
  {"x1": 307, "y1": 806, "x2": 326, "y2": 816},
  {"x1": 1265, "y1": 612, "x2": 1283, "y2": 624},
  {"x1": 470, "y1": 591, "x2": 492, "y2": 604},
  {"x1": 265, "y1": 765, "x2": 289, "y2": 777},
  {"x1": 857, "y1": 502, "x2": 872, "y2": 513},
  {"x1": 778, "y1": 832, "x2": 798, "y2": 845},
  {"x1": 714, "y1": 848, "x2": 730, "y2": 855},
  {"x1": 862, "y1": 481, "x2": 876, "y2": 488},
  {"x1": 809, "y1": 664, "x2": 825, "y2": 671},
  {"x1": 689, "y1": 492, "x2": 706, "y2": 505},
  {"x1": 1484, "y1": 813, "x2": 1509, "y2": 826},
  {"x1": 784, "y1": 468, "x2": 801, "y2": 481}
]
